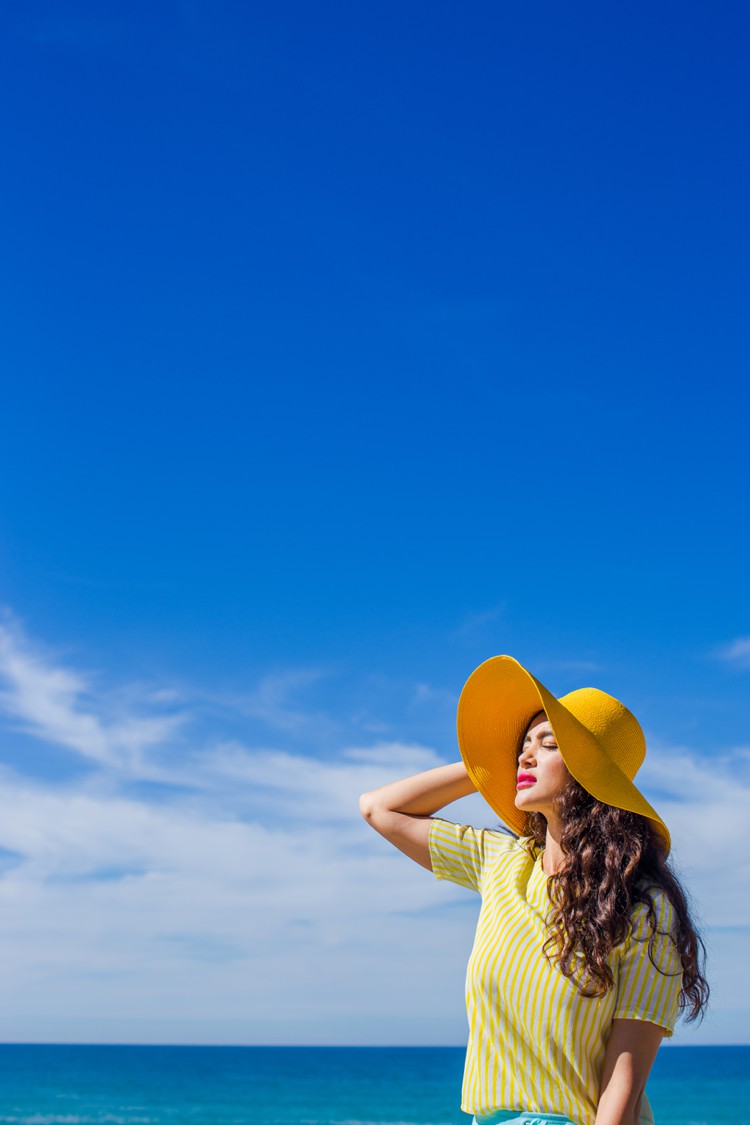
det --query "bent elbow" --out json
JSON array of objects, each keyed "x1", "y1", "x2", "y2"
[{"x1": 359, "y1": 792, "x2": 387, "y2": 825}]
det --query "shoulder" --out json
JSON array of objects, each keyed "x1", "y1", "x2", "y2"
[
  {"x1": 618, "y1": 886, "x2": 682, "y2": 975},
  {"x1": 430, "y1": 818, "x2": 519, "y2": 841},
  {"x1": 628, "y1": 886, "x2": 679, "y2": 939},
  {"x1": 429, "y1": 818, "x2": 523, "y2": 862},
  {"x1": 482, "y1": 824, "x2": 527, "y2": 856},
  {"x1": 428, "y1": 819, "x2": 523, "y2": 893},
  {"x1": 480, "y1": 827, "x2": 537, "y2": 875}
]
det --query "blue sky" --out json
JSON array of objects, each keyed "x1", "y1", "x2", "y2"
[{"x1": 0, "y1": 1, "x2": 749, "y2": 1045}]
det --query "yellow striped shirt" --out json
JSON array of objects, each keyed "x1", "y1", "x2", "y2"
[{"x1": 428, "y1": 817, "x2": 683, "y2": 1125}]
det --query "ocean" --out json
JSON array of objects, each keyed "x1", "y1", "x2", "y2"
[{"x1": 0, "y1": 1045, "x2": 746, "y2": 1125}]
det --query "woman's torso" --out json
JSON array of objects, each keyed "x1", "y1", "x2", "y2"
[{"x1": 429, "y1": 819, "x2": 682, "y2": 1125}]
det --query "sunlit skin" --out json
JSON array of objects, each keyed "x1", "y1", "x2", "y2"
[{"x1": 514, "y1": 710, "x2": 572, "y2": 875}]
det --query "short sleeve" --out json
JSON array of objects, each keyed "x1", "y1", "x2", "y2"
[
  {"x1": 428, "y1": 817, "x2": 515, "y2": 894},
  {"x1": 614, "y1": 891, "x2": 684, "y2": 1037}
]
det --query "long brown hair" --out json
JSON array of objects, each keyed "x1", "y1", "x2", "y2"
[{"x1": 521, "y1": 777, "x2": 709, "y2": 1023}]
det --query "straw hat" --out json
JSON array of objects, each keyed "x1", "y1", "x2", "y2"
[{"x1": 456, "y1": 655, "x2": 670, "y2": 855}]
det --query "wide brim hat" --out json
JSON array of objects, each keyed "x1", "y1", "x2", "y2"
[{"x1": 457, "y1": 655, "x2": 671, "y2": 855}]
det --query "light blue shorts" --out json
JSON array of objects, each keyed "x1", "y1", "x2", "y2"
[{"x1": 472, "y1": 1113, "x2": 577, "y2": 1125}]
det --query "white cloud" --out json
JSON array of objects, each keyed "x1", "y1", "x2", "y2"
[
  {"x1": 226, "y1": 668, "x2": 337, "y2": 737},
  {"x1": 0, "y1": 619, "x2": 744, "y2": 1045},
  {"x1": 0, "y1": 620, "x2": 185, "y2": 773},
  {"x1": 186, "y1": 739, "x2": 445, "y2": 822},
  {"x1": 638, "y1": 740, "x2": 750, "y2": 929},
  {"x1": 0, "y1": 759, "x2": 483, "y2": 1044}
]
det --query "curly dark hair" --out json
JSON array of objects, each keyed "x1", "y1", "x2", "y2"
[{"x1": 520, "y1": 776, "x2": 710, "y2": 1023}]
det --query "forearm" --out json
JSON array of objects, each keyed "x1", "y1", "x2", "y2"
[
  {"x1": 594, "y1": 1088, "x2": 640, "y2": 1125},
  {"x1": 595, "y1": 1018, "x2": 663, "y2": 1125},
  {"x1": 598, "y1": 1098, "x2": 638, "y2": 1125},
  {"x1": 359, "y1": 761, "x2": 476, "y2": 818}
]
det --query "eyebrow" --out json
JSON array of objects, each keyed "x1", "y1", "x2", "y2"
[{"x1": 522, "y1": 729, "x2": 557, "y2": 740}]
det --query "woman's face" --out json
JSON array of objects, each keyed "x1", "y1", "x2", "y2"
[{"x1": 514, "y1": 711, "x2": 571, "y2": 819}]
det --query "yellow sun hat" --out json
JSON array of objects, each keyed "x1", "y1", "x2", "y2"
[{"x1": 456, "y1": 655, "x2": 671, "y2": 855}]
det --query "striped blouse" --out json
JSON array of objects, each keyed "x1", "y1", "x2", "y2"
[{"x1": 428, "y1": 817, "x2": 683, "y2": 1125}]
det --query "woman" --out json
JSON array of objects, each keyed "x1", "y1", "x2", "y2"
[{"x1": 359, "y1": 656, "x2": 709, "y2": 1125}]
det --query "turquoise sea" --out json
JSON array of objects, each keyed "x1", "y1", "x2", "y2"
[{"x1": 0, "y1": 1045, "x2": 746, "y2": 1125}]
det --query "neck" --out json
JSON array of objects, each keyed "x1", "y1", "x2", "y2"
[{"x1": 541, "y1": 815, "x2": 565, "y2": 875}]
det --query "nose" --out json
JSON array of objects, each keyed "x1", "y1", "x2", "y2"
[{"x1": 518, "y1": 741, "x2": 536, "y2": 768}]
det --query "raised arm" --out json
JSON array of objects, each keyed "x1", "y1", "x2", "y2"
[{"x1": 359, "y1": 761, "x2": 477, "y2": 870}]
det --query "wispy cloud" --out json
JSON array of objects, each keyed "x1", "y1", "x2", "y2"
[
  {"x1": 0, "y1": 620, "x2": 185, "y2": 774},
  {"x1": 638, "y1": 739, "x2": 750, "y2": 928},
  {"x1": 534, "y1": 658, "x2": 602, "y2": 675},
  {"x1": 182, "y1": 739, "x2": 445, "y2": 824},
  {"x1": 455, "y1": 604, "x2": 506, "y2": 637},
  {"x1": 226, "y1": 668, "x2": 336, "y2": 737},
  {"x1": 0, "y1": 617, "x2": 744, "y2": 1044},
  {"x1": 714, "y1": 636, "x2": 750, "y2": 669},
  {"x1": 411, "y1": 681, "x2": 457, "y2": 710}
]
